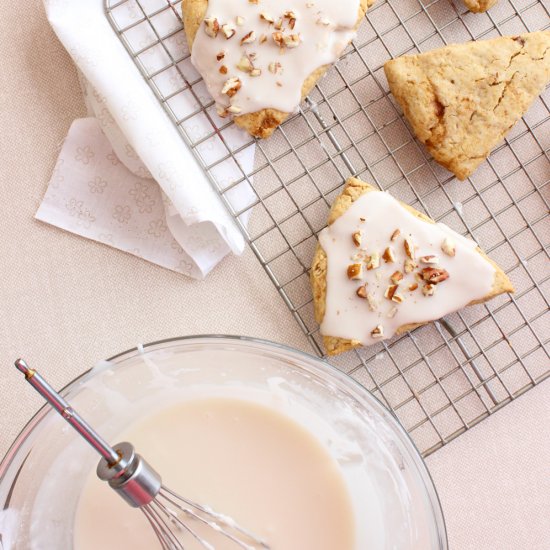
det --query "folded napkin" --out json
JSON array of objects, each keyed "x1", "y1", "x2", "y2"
[{"x1": 40, "y1": 0, "x2": 256, "y2": 279}]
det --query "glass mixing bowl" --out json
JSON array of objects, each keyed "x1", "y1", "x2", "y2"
[{"x1": 0, "y1": 336, "x2": 447, "y2": 549}]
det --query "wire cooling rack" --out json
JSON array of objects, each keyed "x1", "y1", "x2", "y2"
[{"x1": 105, "y1": 0, "x2": 549, "y2": 456}]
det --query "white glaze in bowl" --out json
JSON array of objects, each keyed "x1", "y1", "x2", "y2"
[{"x1": 0, "y1": 336, "x2": 447, "y2": 549}]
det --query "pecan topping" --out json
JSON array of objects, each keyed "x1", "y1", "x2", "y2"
[
  {"x1": 404, "y1": 237, "x2": 415, "y2": 259},
  {"x1": 352, "y1": 231, "x2": 362, "y2": 247},
  {"x1": 204, "y1": 17, "x2": 220, "y2": 38},
  {"x1": 221, "y1": 23, "x2": 236, "y2": 39},
  {"x1": 421, "y1": 267, "x2": 450, "y2": 284},
  {"x1": 404, "y1": 257, "x2": 417, "y2": 274},
  {"x1": 366, "y1": 292, "x2": 378, "y2": 311},
  {"x1": 260, "y1": 12, "x2": 275, "y2": 23},
  {"x1": 236, "y1": 55, "x2": 253, "y2": 72},
  {"x1": 420, "y1": 255, "x2": 439, "y2": 264},
  {"x1": 390, "y1": 228, "x2": 401, "y2": 241},
  {"x1": 283, "y1": 34, "x2": 301, "y2": 48},
  {"x1": 441, "y1": 237, "x2": 456, "y2": 257},
  {"x1": 387, "y1": 306, "x2": 398, "y2": 319},
  {"x1": 241, "y1": 31, "x2": 256, "y2": 45},
  {"x1": 356, "y1": 284, "x2": 368, "y2": 299},
  {"x1": 347, "y1": 263, "x2": 363, "y2": 280},
  {"x1": 382, "y1": 246, "x2": 396, "y2": 263},
  {"x1": 391, "y1": 293, "x2": 404, "y2": 303},
  {"x1": 284, "y1": 10, "x2": 297, "y2": 29},
  {"x1": 221, "y1": 77, "x2": 242, "y2": 97},
  {"x1": 422, "y1": 283, "x2": 436, "y2": 297},
  {"x1": 268, "y1": 61, "x2": 282, "y2": 74},
  {"x1": 390, "y1": 271, "x2": 403, "y2": 284},
  {"x1": 366, "y1": 252, "x2": 380, "y2": 270},
  {"x1": 384, "y1": 284, "x2": 398, "y2": 300}
]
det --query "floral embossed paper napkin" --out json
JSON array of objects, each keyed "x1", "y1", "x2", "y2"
[{"x1": 39, "y1": 0, "x2": 255, "y2": 279}]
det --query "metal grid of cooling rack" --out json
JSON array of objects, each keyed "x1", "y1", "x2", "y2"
[{"x1": 105, "y1": 0, "x2": 550, "y2": 456}]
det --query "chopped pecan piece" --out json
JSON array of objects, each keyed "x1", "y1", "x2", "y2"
[
  {"x1": 390, "y1": 270, "x2": 403, "y2": 284},
  {"x1": 204, "y1": 17, "x2": 220, "y2": 38},
  {"x1": 421, "y1": 267, "x2": 450, "y2": 284},
  {"x1": 383, "y1": 246, "x2": 396, "y2": 263},
  {"x1": 441, "y1": 237, "x2": 456, "y2": 257},
  {"x1": 347, "y1": 263, "x2": 363, "y2": 280}
]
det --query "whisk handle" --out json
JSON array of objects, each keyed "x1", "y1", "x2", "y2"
[{"x1": 14, "y1": 358, "x2": 120, "y2": 465}]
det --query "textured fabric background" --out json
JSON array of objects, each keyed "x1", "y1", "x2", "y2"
[{"x1": 0, "y1": 1, "x2": 548, "y2": 549}]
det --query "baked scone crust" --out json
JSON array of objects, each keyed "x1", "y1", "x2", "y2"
[
  {"x1": 311, "y1": 177, "x2": 514, "y2": 356},
  {"x1": 384, "y1": 31, "x2": 550, "y2": 180},
  {"x1": 182, "y1": 0, "x2": 374, "y2": 138},
  {"x1": 463, "y1": 0, "x2": 498, "y2": 13}
]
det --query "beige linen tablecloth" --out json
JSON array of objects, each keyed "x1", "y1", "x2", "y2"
[{"x1": 0, "y1": 1, "x2": 548, "y2": 548}]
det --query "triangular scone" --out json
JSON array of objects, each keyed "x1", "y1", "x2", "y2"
[
  {"x1": 384, "y1": 32, "x2": 550, "y2": 180},
  {"x1": 182, "y1": 0, "x2": 373, "y2": 139},
  {"x1": 463, "y1": 0, "x2": 498, "y2": 13},
  {"x1": 311, "y1": 177, "x2": 514, "y2": 356}
]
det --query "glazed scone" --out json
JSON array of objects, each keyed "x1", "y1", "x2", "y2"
[
  {"x1": 311, "y1": 177, "x2": 514, "y2": 356},
  {"x1": 384, "y1": 32, "x2": 550, "y2": 180},
  {"x1": 463, "y1": 0, "x2": 498, "y2": 12},
  {"x1": 182, "y1": 0, "x2": 373, "y2": 138}
]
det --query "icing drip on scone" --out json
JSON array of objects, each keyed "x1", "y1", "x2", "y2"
[
  {"x1": 190, "y1": 0, "x2": 360, "y2": 116},
  {"x1": 318, "y1": 192, "x2": 496, "y2": 346}
]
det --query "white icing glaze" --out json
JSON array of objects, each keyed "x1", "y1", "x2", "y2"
[
  {"x1": 190, "y1": 0, "x2": 360, "y2": 116},
  {"x1": 319, "y1": 191, "x2": 496, "y2": 346}
]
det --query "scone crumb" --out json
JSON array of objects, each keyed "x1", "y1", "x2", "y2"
[
  {"x1": 387, "y1": 307, "x2": 398, "y2": 319},
  {"x1": 371, "y1": 325, "x2": 384, "y2": 338},
  {"x1": 352, "y1": 231, "x2": 362, "y2": 247},
  {"x1": 409, "y1": 282, "x2": 419, "y2": 291}
]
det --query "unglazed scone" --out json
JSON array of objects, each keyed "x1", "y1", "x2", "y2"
[
  {"x1": 311, "y1": 177, "x2": 514, "y2": 355},
  {"x1": 182, "y1": 0, "x2": 373, "y2": 138},
  {"x1": 384, "y1": 31, "x2": 550, "y2": 180},
  {"x1": 463, "y1": 0, "x2": 498, "y2": 12}
]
